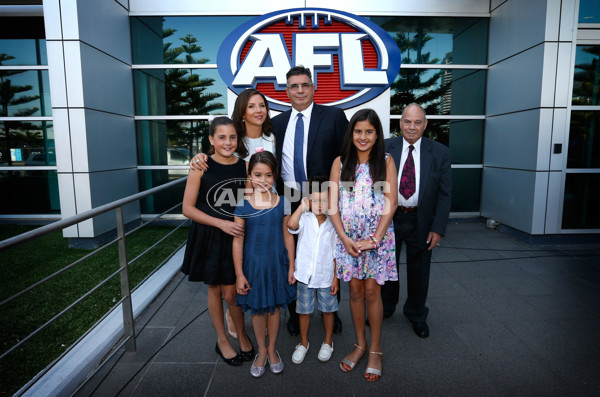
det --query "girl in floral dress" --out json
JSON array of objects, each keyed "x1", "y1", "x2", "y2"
[{"x1": 328, "y1": 108, "x2": 398, "y2": 382}]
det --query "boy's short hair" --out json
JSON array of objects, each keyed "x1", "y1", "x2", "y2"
[{"x1": 307, "y1": 174, "x2": 329, "y2": 195}]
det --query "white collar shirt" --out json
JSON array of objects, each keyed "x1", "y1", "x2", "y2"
[
  {"x1": 397, "y1": 137, "x2": 421, "y2": 207},
  {"x1": 281, "y1": 102, "x2": 314, "y2": 190},
  {"x1": 288, "y1": 212, "x2": 336, "y2": 288}
]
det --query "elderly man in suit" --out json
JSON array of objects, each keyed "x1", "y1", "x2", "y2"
[
  {"x1": 271, "y1": 66, "x2": 348, "y2": 337},
  {"x1": 381, "y1": 103, "x2": 452, "y2": 338}
]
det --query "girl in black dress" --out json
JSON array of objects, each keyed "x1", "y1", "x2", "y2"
[{"x1": 181, "y1": 117, "x2": 254, "y2": 366}]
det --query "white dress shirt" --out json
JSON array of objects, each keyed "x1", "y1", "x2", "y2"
[
  {"x1": 288, "y1": 212, "x2": 336, "y2": 288},
  {"x1": 397, "y1": 137, "x2": 422, "y2": 207},
  {"x1": 281, "y1": 102, "x2": 314, "y2": 190}
]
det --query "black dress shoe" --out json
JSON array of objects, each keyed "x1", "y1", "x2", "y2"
[
  {"x1": 240, "y1": 345, "x2": 255, "y2": 362},
  {"x1": 287, "y1": 318, "x2": 299, "y2": 337},
  {"x1": 412, "y1": 321, "x2": 429, "y2": 338},
  {"x1": 215, "y1": 343, "x2": 243, "y2": 366},
  {"x1": 333, "y1": 312, "x2": 342, "y2": 334}
]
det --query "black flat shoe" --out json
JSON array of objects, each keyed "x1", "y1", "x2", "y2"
[
  {"x1": 412, "y1": 321, "x2": 430, "y2": 338},
  {"x1": 240, "y1": 346, "x2": 255, "y2": 362},
  {"x1": 215, "y1": 343, "x2": 243, "y2": 366}
]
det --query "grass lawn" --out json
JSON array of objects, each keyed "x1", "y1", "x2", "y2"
[{"x1": 0, "y1": 223, "x2": 189, "y2": 395}]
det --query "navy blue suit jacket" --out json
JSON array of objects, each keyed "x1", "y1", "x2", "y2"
[
  {"x1": 272, "y1": 103, "x2": 348, "y2": 183},
  {"x1": 386, "y1": 136, "x2": 452, "y2": 250}
]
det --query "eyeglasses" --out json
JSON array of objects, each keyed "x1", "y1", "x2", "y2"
[{"x1": 287, "y1": 83, "x2": 313, "y2": 91}]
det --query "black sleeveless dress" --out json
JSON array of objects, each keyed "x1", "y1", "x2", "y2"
[{"x1": 181, "y1": 156, "x2": 246, "y2": 284}]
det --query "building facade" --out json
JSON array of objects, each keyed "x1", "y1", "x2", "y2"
[{"x1": 0, "y1": 0, "x2": 598, "y2": 241}]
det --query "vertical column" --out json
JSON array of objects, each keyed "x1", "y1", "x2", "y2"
[
  {"x1": 43, "y1": 0, "x2": 139, "y2": 245},
  {"x1": 482, "y1": 0, "x2": 577, "y2": 235}
]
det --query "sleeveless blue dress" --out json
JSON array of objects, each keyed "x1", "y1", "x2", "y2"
[{"x1": 234, "y1": 197, "x2": 296, "y2": 314}]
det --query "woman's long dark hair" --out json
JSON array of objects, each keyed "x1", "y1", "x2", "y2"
[
  {"x1": 231, "y1": 88, "x2": 273, "y2": 159},
  {"x1": 340, "y1": 108, "x2": 387, "y2": 183}
]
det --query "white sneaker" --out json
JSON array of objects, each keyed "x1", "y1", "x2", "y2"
[
  {"x1": 317, "y1": 342, "x2": 334, "y2": 362},
  {"x1": 292, "y1": 343, "x2": 309, "y2": 364}
]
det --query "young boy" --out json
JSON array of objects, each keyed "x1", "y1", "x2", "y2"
[{"x1": 287, "y1": 175, "x2": 339, "y2": 364}]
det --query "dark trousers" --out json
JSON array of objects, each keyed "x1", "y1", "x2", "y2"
[{"x1": 381, "y1": 209, "x2": 431, "y2": 323}]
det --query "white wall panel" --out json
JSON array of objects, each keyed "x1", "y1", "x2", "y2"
[
  {"x1": 541, "y1": 43, "x2": 558, "y2": 108},
  {"x1": 80, "y1": 43, "x2": 134, "y2": 116},
  {"x1": 85, "y1": 110, "x2": 136, "y2": 172},
  {"x1": 559, "y1": 0, "x2": 578, "y2": 42},
  {"x1": 57, "y1": 173, "x2": 78, "y2": 237},
  {"x1": 544, "y1": 0, "x2": 562, "y2": 41},
  {"x1": 129, "y1": 0, "x2": 304, "y2": 14},
  {"x1": 481, "y1": 167, "x2": 537, "y2": 234},
  {"x1": 550, "y1": 108, "x2": 568, "y2": 171},
  {"x1": 42, "y1": 0, "x2": 62, "y2": 40},
  {"x1": 130, "y1": 0, "x2": 489, "y2": 15},
  {"x1": 488, "y1": 0, "x2": 548, "y2": 65},
  {"x1": 537, "y1": 108, "x2": 553, "y2": 171},
  {"x1": 73, "y1": 173, "x2": 94, "y2": 236},
  {"x1": 305, "y1": 0, "x2": 489, "y2": 15},
  {"x1": 484, "y1": 110, "x2": 541, "y2": 170},
  {"x1": 486, "y1": 44, "x2": 544, "y2": 116},
  {"x1": 554, "y1": 43, "x2": 574, "y2": 108},
  {"x1": 45, "y1": 41, "x2": 67, "y2": 108},
  {"x1": 52, "y1": 109, "x2": 73, "y2": 173},
  {"x1": 77, "y1": 0, "x2": 132, "y2": 64},
  {"x1": 59, "y1": 0, "x2": 80, "y2": 40},
  {"x1": 532, "y1": 171, "x2": 549, "y2": 234},
  {"x1": 68, "y1": 108, "x2": 88, "y2": 173},
  {"x1": 544, "y1": 171, "x2": 564, "y2": 233},
  {"x1": 62, "y1": 41, "x2": 85, "y2": 108}
]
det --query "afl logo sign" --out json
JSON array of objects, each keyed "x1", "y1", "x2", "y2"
[{"x1": 217, "y1": 8, "x2": 401, "y2": 111}]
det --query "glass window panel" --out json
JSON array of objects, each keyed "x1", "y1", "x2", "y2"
[
  {"x1": 390, "y1": 69, "x2": 485, "y2": 115},
  {"x1": 579, "y1": 0, "x2": 600, "y2": 24},
  {"x1": 0, "y1": 39, "x2": 47, "y2": 66},
  {"x1": 388, "y1": 119, "x2": 483, "y2": 164},
  {"x1": 572, "y1": 46, "x2": 600, "y2": 106},
  {"x1": 134, "y1": 69, "x2": 226, "y2": 116},
  {"x1": 138, "y1": 170, "x2": 186, "y2": 214},
  {"x1": 136, "y1": 120, "x2": 210, "y2": 166},
  {"x1": 0, "y1": 121, "x2": 54, "y2": 166},
  {"x1": 562, "y1": 173, "x2": 600, "y2": 229},
  {"x1": 451, "y1": 168, "x2": 481, "y2": 212},
  {"x1": 567, "y1": 111, "x2": 600, "y2": 168},
  {"x1": 0, "y1": 70, "x2": 51, "y2": 117},
  {"x1": 0, "y1": 170, "x2": 60, "y2": 214},
  {"x1": 131, "y1": 16, "x2": 252, "y2": 64},
  {"x1": 368, "y1": 16, "x2": 488, "y2": 65}
]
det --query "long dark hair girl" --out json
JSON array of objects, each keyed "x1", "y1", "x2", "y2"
[{"x1": 339, "y1": 108, "x2": 387, "y2": 183}]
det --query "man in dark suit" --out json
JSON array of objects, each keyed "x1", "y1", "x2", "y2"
[
  {"x1": 381, "y1": 103, "x2": 452, "y2": 338},
  {"x1": 271, "y1": 66, "x2": 348, "y2": 337}
]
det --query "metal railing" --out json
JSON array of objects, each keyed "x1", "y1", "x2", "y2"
[{"x1": 0, "y1": 176, "x2": 188, "y2": 394}]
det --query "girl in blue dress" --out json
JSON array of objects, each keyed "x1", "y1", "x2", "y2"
[{"x1": 233, "y1": 151, "x2": 296, "y2": 378}]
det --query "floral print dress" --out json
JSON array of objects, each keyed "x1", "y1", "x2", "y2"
[{"x1": 335, "y1": 157, "x2": 398, "y2": 285}]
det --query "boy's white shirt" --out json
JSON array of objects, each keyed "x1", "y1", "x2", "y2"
[{"x1": 288, "y1": 212, "x2": 336, "y2": 288}]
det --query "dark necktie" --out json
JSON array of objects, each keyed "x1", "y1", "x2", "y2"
[
  {"x1": 399, "y1": 145, "x2": 416, "y2": 200},
  {"x1": 293, "y1": 113, "x2": 306, "y2": 186}
]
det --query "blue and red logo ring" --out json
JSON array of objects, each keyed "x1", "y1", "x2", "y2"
[{"x1": 217, "y1": 8, "x2": 401, "y2": 111}]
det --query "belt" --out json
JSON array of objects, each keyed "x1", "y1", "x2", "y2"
[{"x1": 397, "y1": 206, "x2": 418, "y2": 213}]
